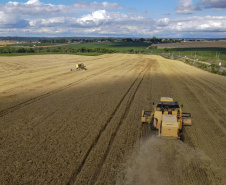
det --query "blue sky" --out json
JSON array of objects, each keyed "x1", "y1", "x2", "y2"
[{"x1": 0, "y1": 0, "x2": 226, "y2": 38}]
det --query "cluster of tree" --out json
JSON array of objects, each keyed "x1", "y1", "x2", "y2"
[
  {"x1": 7, "y1": 36, "x2": 181, "y2": 44},
  {"x1": 38, "y1": 38, "x2": 116, "y2": 44},
  {"x1": 0, "y1": 46, "x2": 151, "y2": 55},
  {"x1": 37, "y1": 37, "x2": 182, "y2": 44},
  {"x1": 162, "y1": 39, "x2": 180, "y2": 43},
  {"x1": 119, "y1": 37, "x2": 180, "y2": 43},
  {"x1": 120, "y1": 38, "x2": 154, "y2": 43},
  {"x1": 127, "y1": 49, "x2": 147, "y2": 54},
  {"x1": 77, "y1": 38, "x2": 115, "y2": 43},
  {"x1": 0, "y1": 47, "x2": 35, "y2": 53},
  {"x1": 38, "y1": 38, "x2": 67, "y2": 43},
  {"x1": 0, "y1": 46, "x2": 116, "y2": 54}
]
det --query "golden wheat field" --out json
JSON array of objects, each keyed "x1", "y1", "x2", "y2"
[
  {"x1": 0, "y1": 54, "x2": 226, "y2": 185},
  {"x1": 0, "y1": 41, "x2": 18, "y2": 46}
]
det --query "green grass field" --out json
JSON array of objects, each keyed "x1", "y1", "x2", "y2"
[
  {"x1": 61, "y1": 42, "x2": 150, "y2": 52},
  {"x1": 160, "y1": 48, "x2": 226, "y2": 66}
]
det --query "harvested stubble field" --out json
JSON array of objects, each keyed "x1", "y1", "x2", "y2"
[{"x1": 0, "y1": 54, "x2": 226, "y2": 185}]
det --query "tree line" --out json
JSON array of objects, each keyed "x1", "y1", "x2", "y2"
[
  {"x1": 0, "y1": 46, "x2": 151, "y2": 55},
  {"x1": 37, "y1": 37, "x2": 181, "y2": 44},
  {"x1": 0, "y1": 46, "x2": 116, "y2": 54}
]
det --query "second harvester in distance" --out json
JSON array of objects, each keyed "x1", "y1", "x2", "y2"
[
  {"x1": 76, "y1": 63, "x2": 87, "y2": 70},
  {"x1": 71, "y1": 63, "x2": 87, "y2": 71},
  {"x1": 141, "y1": 97, "x2": 192, "y2": 141}
]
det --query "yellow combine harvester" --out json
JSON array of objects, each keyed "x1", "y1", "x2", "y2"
[
  {"x1": 76, "y1": 63, "x2": 87, "y2": 70},
  {"x1": 141, "y1": 97, "x2": 192, "y2": 141},
  {"x1": 71, "y1": 63, "x2": 87, "y2": 71}
]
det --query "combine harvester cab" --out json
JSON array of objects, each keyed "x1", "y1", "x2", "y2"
[{"x1": 141, "y1": 97, "x2": 192, "y2": 141}]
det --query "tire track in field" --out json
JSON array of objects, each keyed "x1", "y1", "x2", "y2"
[
  {"x1": 175, "y1": 83, "x2": 226, "y2": 184},
  {"x1": 171, "y1": 63, "x2": 226, "y2": 107},
  {"x1": 178, "y1": 78, "x2": 226, "y2": 149},
  {"x1": 0, "y1": 62, "x2": 69, "y2": 80},
  {"x1": 0, "y1": 62, "x2": 127, "y2": 118},
  {"x1": 169, "y1": 65, "x2": 226, "y2": 141},
  {"x1": 168, "y1": 63, "x2": 226, "y2": 131},
  {"x1": 1, "y1": 71, "x2": 70, "y2": 95},
  {"x1": 139, "y1": 60, "x2": 158, "y2": 140},
  {"x1": 67, "y1": 63, "x2": 148, "y2": 185},
  {"x1": 18, "y1": 60, "x2": 137, "y2": 155},
  {"x1": 135, "y1": 58, "x2": 215, "y2": 185},
  {"x1": 198, "y1": 76, "x2": 226, "y2": 94},
  {"x1": 140, "y1": 59, "x2": 173, "y2": 140},
  {"x1": 90, "y1": 68, "x2": 147, "y2": 185},
  {"x1": 169, "y1": 62, "x2": 226, "y2": 94}
]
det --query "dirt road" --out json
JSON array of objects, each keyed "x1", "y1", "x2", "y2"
[{"x1": 0, "y1": 54, "x2": 225, "y2": 184}]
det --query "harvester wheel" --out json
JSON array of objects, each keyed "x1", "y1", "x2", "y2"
[
  {"x1": 179, "y1": 123, "x2": 184, "y2": 132},
  {"x1": 150, "y1": 117, "x2": 155, "y2": 130},
  {"x1": 180, "y1": 135, "x2": 185, "y2": 142}
]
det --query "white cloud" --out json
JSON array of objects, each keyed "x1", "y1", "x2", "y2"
[
  {"x1": 176, "y1": 0, "x2": 226, "y2": 13},
  {"x1": 0, "y1": 1, "x2": 225, "y2": 37},
  {"x1": 26, "y1": 0, "x2": 41, "y2": 5},
  {"x1": 0, "y1": 0, "x2": 122, "y2": 29},
  {"x1": 29, "y1": 10, "x2": 145, "y2": 29},
  {"x1": 156, "y1": 16, "x2": 226, "y2": 34},
  {"x1": 198, "y1": 0, "x2": 226, "y2": 9},
  {"x1": 0, "y1": 0, "x2": 122, "y2": 21},
  {"x1": 176, "y1": 0, "x2": 195, "y2": 14},
  {"x1": 157, "y1": 18, "x2": 170, "y2": 26},
  {"x1": 24, "y1": 10, "x2": 226, "y2": 37},
  {"x1": 78, "y1": 10, "x2": 110, "y2": 25},
  {"x1": 76, "y1": 10, "x2": 144, "y2": 26},
  {"x1": 73, "y1": 1, "x2": 122, "y2": 11}
]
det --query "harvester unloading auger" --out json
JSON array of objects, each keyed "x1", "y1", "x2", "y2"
[
  {"x1": 141, "y1": 97, "x2": 192, "y2": 142},
  {"x1": 71, "y1": 63, "x2": 87, "y2": 71}
]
